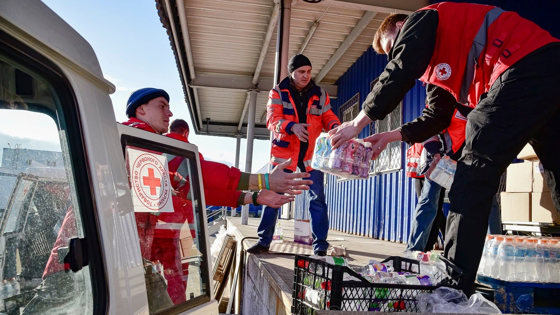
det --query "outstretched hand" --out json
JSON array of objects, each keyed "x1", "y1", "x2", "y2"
[
  {"x1": 257, "y1": 190, "x2": 295, "y2": 208},
  {"x1": 363, "y1": 130, "x2": 402, "y2": 160},
  {"x1": 328, "y1": 121, "x2": 360, "y2": 149},
  {"x1": 292, "y1": 123, "x2": 310, "y2": 143},
  {"x1": 269, "y1": 159, "x2": 312, "y2": 194}
]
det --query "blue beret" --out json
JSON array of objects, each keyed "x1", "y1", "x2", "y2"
[{"x1": 126, "y1": 88, "x2": 170, "y2": 118}]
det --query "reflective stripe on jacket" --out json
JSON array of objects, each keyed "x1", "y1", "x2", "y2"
[{"x1": 267, "y1": 77, "x2": 340, "y2": 172}]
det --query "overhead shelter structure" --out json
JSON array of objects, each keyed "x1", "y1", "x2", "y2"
[{"x1": 155, "y1": 0, "x2": 427, "y2": 167}]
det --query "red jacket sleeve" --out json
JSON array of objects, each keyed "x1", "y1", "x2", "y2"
[
  {"x1": 200, "y1": 160, "x2": 241, "y2": 191},
  {"x1": 204, "y1": 189, "x2": 242, "y2": 208}
]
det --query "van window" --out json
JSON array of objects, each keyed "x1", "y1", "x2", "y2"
[
  {"x1": 0, "y1": 47, "x2": 94, "y2": 312},
  {"x1": 120, "y1": 132, "x2": 211, "y2": 314}
]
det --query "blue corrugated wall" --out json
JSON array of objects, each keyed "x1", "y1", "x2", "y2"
[{"x1": 326, "y1": 47, "x2": 426, "y2": 243}]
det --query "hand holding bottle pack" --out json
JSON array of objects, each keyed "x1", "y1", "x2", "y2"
[{"x1": 311, "y1": 133, "x2": 373, "y2": 179}]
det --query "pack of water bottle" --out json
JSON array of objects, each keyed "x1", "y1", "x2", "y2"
[
  {"x1": 311, "y1": 133, "x2": 373, "y2": 179},
  {"x1": 357, "y1": 252, "x2": 448, "y2": 286},
  {"x1": 477, "y1": 234, "x2": 560, "y2": 283},
  {"x1": 427, "y1": 155, "x2": 456, "y2": 190}
]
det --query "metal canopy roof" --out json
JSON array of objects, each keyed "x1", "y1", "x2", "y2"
[{"x1": 156, "y1": 0, "x2": 427, "y2": 140}]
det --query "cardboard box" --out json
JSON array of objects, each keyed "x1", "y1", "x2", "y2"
[
  {"x1": 517, "y1": 144, "x2": 538, "y2": 161},
  {"x1": 500, "y1": 192, "x2": 531, "y2": 222},
  {"x1": 505, "y1": 162, "x2": 533, "y2": 193},
  {"x1": 531, "y1": 192, "x2": 560, "y2": 224},
  {"x1": 532, "y1": 162, "x2": 549, "y2": 192}
]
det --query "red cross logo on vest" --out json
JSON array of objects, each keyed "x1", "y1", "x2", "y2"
[{"x1": 435, "y1": 63, "x2": 452, "y2": 80}]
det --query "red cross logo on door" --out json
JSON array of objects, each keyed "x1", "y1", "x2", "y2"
[{"x1": 142, "y1": 168, "x2": 161, "y2": 195}]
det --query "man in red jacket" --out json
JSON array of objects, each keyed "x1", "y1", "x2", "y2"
[
  {"x1": 122, "y1": 87, "x2": 311, "y2": 304},
  {"x1": 330, "y1": 2, "x2": 560, "y2": 294}
]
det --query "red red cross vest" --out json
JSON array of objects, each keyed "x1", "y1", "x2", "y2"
[
  {"x1": 406, "y1": 143, "x2": 425, "y2": 178},
  {"x1": 418, "y1": 2, "x2": 559, "y2": 107}
]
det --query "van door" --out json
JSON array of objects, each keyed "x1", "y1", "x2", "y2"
[
  {"x1": 117, "y1": 124, "x2": 215, "y2": 314},
  {"x1": 0, "y1": 32, "x2": 104, "y2": 313}
]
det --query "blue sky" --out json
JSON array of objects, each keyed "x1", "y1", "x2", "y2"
[{"x1": 42, "y1": 0, "x2": 270, "y2": 172}]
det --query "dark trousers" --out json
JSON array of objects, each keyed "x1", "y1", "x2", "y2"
[{"x1": 444, "y1": 44, "x2": 560, "y2": 295}]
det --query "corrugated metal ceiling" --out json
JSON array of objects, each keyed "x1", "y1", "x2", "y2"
[{"x1": 157, "y1": 0, "x2": 428, "y2": 140}]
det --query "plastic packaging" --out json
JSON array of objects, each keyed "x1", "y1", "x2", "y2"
[
  {"x1": 272, "y1": 221, "x2": 284, "y2": 243},
  {"x1": 417, "y1": 287, "x2": 502, "y2": 314},
  {"x1": 311, "y1": 133, "x2": 373, "y2": 179},
  {"x1": 427, "y1": 155, "x2": 456, "y2": 190}
]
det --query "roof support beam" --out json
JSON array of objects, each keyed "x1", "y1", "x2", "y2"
[
  {"x1": 315, "y1": 10, "x2": 376, "y2": 84},
  {"x1": 174, "y1": 0, "x2": 203, "y2": 127},
  {"x1": 236, "y1": 2, "x2": 280, "y2": 133},
  {"x1": 322, "y1": 0, "x2": 421, "y2": 14},
  {"x1": 189, "y1": 74, "x2": 337, "y2": 98}
]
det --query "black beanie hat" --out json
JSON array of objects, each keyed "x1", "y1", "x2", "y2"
[
  {"x1": 288, "y1": 54, "x2": 312, "y2": 73},
  {"x1": 126, "y1": 88, "x2": 169, "y2": 118}
]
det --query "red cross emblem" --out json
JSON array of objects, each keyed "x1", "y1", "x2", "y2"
[
  {"x1": 435, "y1": 63, "x2": 451, "y2": 80},
  {"x1": 142, "y1": 168, "x2": 161, "y2": 195}
]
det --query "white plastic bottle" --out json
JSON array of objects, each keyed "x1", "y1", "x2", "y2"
[
  {"x1": 489, "y1": 236, "x2": 504, "y2": 279},
  {"x1": 549, "y1": 239, "x2": 560, "y2": 283},
  {"x1": 536, "y1": 238, "x2": 551, "y2": 282},
  {"x1": 512, "y1": 236, "x2": 527, "y2": 282},
  {"x1": 524, "y1": 238, "x2": 538, "y2": 282},
  {"x1": 478, "y1": 234, "x2": 495, "y2": 276},
  {"x1": 497, "y1": 236, "x2": 515, "y2": 281},
  {"x1": 272, "y1": 221, "x2": 284, "y2": 243}
]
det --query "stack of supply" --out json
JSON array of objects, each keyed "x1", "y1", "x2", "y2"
[
  {"x1": 501, "y1": 150, "x2": 559, "y2": 224},
  {"x1": 477, "y1": 234, "x2": 560, "y2": 314},
  {"x1": 477, "y1": 235, "x2": 560, "y2": 283},
  {"x1": 311, "y1": 133, "x2": 373, "y2": 179}
]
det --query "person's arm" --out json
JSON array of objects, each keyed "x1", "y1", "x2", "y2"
[
  {"x1": 363, "y1": 9, "x2": 438, "y2": 121},
  {"x1": 400, "y1": 84, "x2": 457, "y2": 144},
  {"x1": 239, "y1": 190, "x2": 295, "y2": 208},
  {"x1": 243, "y1": 159, "x2": 313, "y2": 193},
  {"x1": 266, "y1": 88, "x2": 296, "y2": 135},
  {"x1": 330, "y1": 10, "x2": 438, "y2": 148}
]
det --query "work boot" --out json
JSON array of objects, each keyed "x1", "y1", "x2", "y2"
[{"x1": 246, "y1": 243, "x2": 269, "y2": 254}]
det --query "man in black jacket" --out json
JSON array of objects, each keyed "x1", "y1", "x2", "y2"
[{"x1": 330, "y1": 3, "x2": 560, "y2": 294}]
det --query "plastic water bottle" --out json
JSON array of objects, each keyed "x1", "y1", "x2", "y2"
[
  {"x1": 536, "y1": 238, "x2": 551, "y2": 282},
  {"x1": 497, "y1": 236, "x2": 515, "y2": 281},
  {"x1": 512, "y1": 236, "x2": 527, "y2": 282},
  {"x1": 524, "y1": 238, "x2": 538, "y2": 282},
  {"x1": 272, "y1": 221, "x2": 284, "y2": 243},
  {"x1": 478, "y1": 234, "x2": 495, "y2": 276},
  {"x1": 549, "y1": 239, "x2": 560, "y2": 283},
  {"x1": 489, "y1": 236, "x2": 504, "y2": 278}
]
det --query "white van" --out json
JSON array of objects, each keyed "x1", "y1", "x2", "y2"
[{"x1": 0, "y1": 1, "x2": 217, "y2": 314}]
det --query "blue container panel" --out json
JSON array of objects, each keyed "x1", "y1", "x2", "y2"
[{"x1": 326, "y1": 48, "x2": 427, "y2": 243}]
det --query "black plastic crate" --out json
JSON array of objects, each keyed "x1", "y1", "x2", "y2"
[{"x1": 292, "y1": 255, "x2": 462, "y2": 314}]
